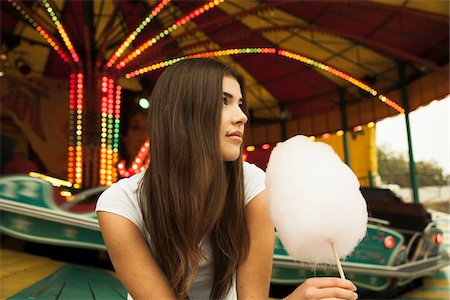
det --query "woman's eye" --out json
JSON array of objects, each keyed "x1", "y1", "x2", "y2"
[
  {"x1": 238, "y1": 100, "x2": 244, "y2": 107},
  {"x1": 223, "y1": 96, "x2": 228, "y2": 105}
]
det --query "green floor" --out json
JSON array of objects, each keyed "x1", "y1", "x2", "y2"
[{"x1": 8, "y1": 264, "x2": 127, "y2": 299}]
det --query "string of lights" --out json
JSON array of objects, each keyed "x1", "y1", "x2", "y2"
[
  {"x1": 67, "y1": 73, "x2": 84, "y2": 187},
  {"x1": 117, "y1": 140, "x2": 150, "y2": 178},
  {"x1": 125, "y1": 47, "x2": 405, "y2": 114},
  {"x1": 117, "y1": 124, "x2": 369, "y2": 173},
  {"x1": 68, "y1": 74, "x2": 76, "y2": 185},
  {"x1": 40, "y1": 0, "x2": 80, "y2": 63},
  {"x1": 106, "y1": 0, "x2": 171, "y2": 68},
  {"x1": 113, "y1": 86, "x2": 122, "y2": 179},
  {"x1": 29, "y1": 172, "x2": 73, "y2": 188},
  {"x1": 7, "y1": 0, "x2": 71, "y2": 63},
  {"x1": 115, "y1": 121, "x2": 376, "y2": 169},
  {"x1": 114, "y1": 0, "x2": 225, "y2": 70},
  {"x1": 99, "y1": 77, "x2": 121, "y2": 185}
]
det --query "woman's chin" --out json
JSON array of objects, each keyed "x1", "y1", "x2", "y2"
[{"x1": 222, "y1": 151, "x2": 241, "y2": 162}]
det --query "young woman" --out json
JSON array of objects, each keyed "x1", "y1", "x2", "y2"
[{"x1": 96, "y1": 58, "x2": 358, "y2": 300}]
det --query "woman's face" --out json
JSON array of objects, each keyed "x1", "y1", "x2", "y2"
[
  {"x1": 123, "y1": 113, "x2": 147, "y2": 160},
  {"x1": 219, "y1": 76, "x2": 248, "y2": 161}
]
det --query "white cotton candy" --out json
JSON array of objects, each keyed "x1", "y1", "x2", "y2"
[{"x1": 266, "y1": 135, "x2": 368, "y2": 264}]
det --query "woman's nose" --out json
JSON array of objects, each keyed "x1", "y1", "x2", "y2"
[{"x1": 233, "y1": 106, "x2": 248, "y2": 125}]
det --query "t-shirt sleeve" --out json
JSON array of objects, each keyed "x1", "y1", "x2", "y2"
[
  {"x1": 95, "y1": 175, "x2": 145, "y2": 234},
  {"x1": 243, "y1": 162, "x2": 266, "y2": 206}
]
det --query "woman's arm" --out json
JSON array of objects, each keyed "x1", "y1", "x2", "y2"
[
  {"x1": 97, "y1": 211, "x2": 177, "y2": 299},
  {"x1": 236, "y1": 191, "x2": 275, "y2": 299}
]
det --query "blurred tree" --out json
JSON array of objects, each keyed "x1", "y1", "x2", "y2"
[{"x1": 377, "y1": 146, "x2": 447, "y2": 187}]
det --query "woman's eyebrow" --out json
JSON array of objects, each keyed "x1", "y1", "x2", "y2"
[{"x1": 223, "y1": 91, "x2": 242, "y2": 100}]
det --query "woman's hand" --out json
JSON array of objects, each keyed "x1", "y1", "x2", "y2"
[{"x1": 284, "y1": 277, "x2": 358, "y2": 300}]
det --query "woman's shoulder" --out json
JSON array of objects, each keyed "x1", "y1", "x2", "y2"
[
  {"x1": 116, "y1": 171, "x2": 146, "y2": 190},
  {"x1": 242, "y1": 162, "x2": 266, "y2": 206},
  {"x1": 243, "y1": 161, "x2": 265, "y2": 178},
  {"x1": 95, "y1": 172, "x2": 146, "y2": 232},
  {"x1": 98, "y1": 171, "x2": 145, "y2": 203},
  {"x1": 98, "y1": 172, "x2": 143, "y2": 199}
]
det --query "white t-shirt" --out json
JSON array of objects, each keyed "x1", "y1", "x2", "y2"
[{"x1": 96, "y1": 162, "x2": 266, "y2": 300}]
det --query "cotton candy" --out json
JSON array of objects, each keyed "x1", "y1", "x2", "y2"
[{"x1": 265, "y1": 135, "x2": 368, "y2": 264}]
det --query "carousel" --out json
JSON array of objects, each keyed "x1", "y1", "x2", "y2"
[{"x1": 1, "y1": 0, "x2": 449, "y2": 299}]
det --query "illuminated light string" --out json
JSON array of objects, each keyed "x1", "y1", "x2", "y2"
[
  {"x1": 117, "y1": 140, "x2": 150, "y2": 178},
  {"x1": 60, "y1": 191, "x2": 72, "y2": 198},
  {"x1": 114, "y1": 0, "x2": 225, "y2": 70},
  {"x1": 8, "y1": 0, "x2": 69, "y2": 63},
  {"x1": 68, "y1": 74, "x2": 76, "y2": 184},
  {"x1": 106, "y1": 78, "x2": 115, "y2": 185},
  {"x1": 68, "y1": 73, "x2": 84, "y2": 186},
  {"x1": 99, "y1": 77, "x2": 121, "y2": 185},
  {"x1": 125, "y1": 48, "x2": 404, "y2": 114},
  {"x1": 100, "y1": 77, "x2": 108, "y2": 185},
  {"x1": 41, "y1": 0, "x2": 79, "y2": 63},
  {"x1": 261, "y1": 143, "x2": 271, "y2": 150},
  {"x1": 113, "y1": 86, "x2": 122, "y2": 181},
  {"x1": 245, "y1": 121, "x2": 376, "y2": 153},
  {"x1": 125, "y1": 48, "x2": 275, "y2": 78},
  {"x1": 29, "y1": 172, "x2": 73, "y2": 188},
  {"x1": 378, "y1": 95, "x2": 404, "y2": 114},
  {"x1": 121, "y1": 48, "x2": 436, "y2": 177},
  {"x1": 67, "y1": 144, "x2": 74, "y2": 183},
  {"x1": 106, "y1": 0, "x2": 171, "y2": 68},
  {"x1": 74, "y1": 73, "x2": 84, "y2": 186},
  {"x1": 120, "y1": 118, "x2": 384, "y2": 177},
  {"x1": 280, "y1": 50, "x2": 377, "y2": 97}
]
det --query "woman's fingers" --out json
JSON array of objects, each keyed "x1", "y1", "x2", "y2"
[
  {"x1": 287, "y1": 277, "x2": 358, "y2": 300},
  {"x1": 311, "y1": 287, "x2": 358, "y2": 300},
  {"x1": 304, "y1": 277, "x2": 357, "y2": 291}
]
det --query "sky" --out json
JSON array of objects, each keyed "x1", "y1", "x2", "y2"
[{"x1": 376, "y1": 95, "x2": 450, "y2": 175}]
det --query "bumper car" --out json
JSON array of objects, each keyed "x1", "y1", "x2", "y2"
[{"x1": 0, "y1": 174, "x2": 107, "y2": 252}]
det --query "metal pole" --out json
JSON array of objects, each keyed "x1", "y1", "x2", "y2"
[
  {"x1": 368, "y1": 170, "x2": 375, "y2": 187},
  {"x1": 280, "y1": 103, "x2": 287, "y2": 141},
  {"x1": 398, "y1": 63, "x2": 419, "y2": 203},
  {"x1": 339, "y1": 88, "x2": 351, "y2": 166}
]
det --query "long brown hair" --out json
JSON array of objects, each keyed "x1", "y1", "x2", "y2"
[{"x1": 139, "y1": 59, "x2": 249, "y2": 299}]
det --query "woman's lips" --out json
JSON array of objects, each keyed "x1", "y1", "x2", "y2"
[
  {"x1": 226, "y1": 131, "x2": 243, "y2": 141},
  {"x1": 227, "y1": 135, "x2": 242, "y2": 141}
]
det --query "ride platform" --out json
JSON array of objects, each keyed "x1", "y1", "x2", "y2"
[
  {"x1": 1, "y1": 249, "x2": 126, "y2": 299},
  {"x1": 2, "y1": 248, "x2": 449, "y2": 300},
  {"x1": 2, "y1": 209, "x2": 449, "y2": 299}
]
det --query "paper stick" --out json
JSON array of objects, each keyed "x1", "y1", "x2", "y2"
[{"x1": 330, "y1": 242, "x2": 346, "y2": 279}]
